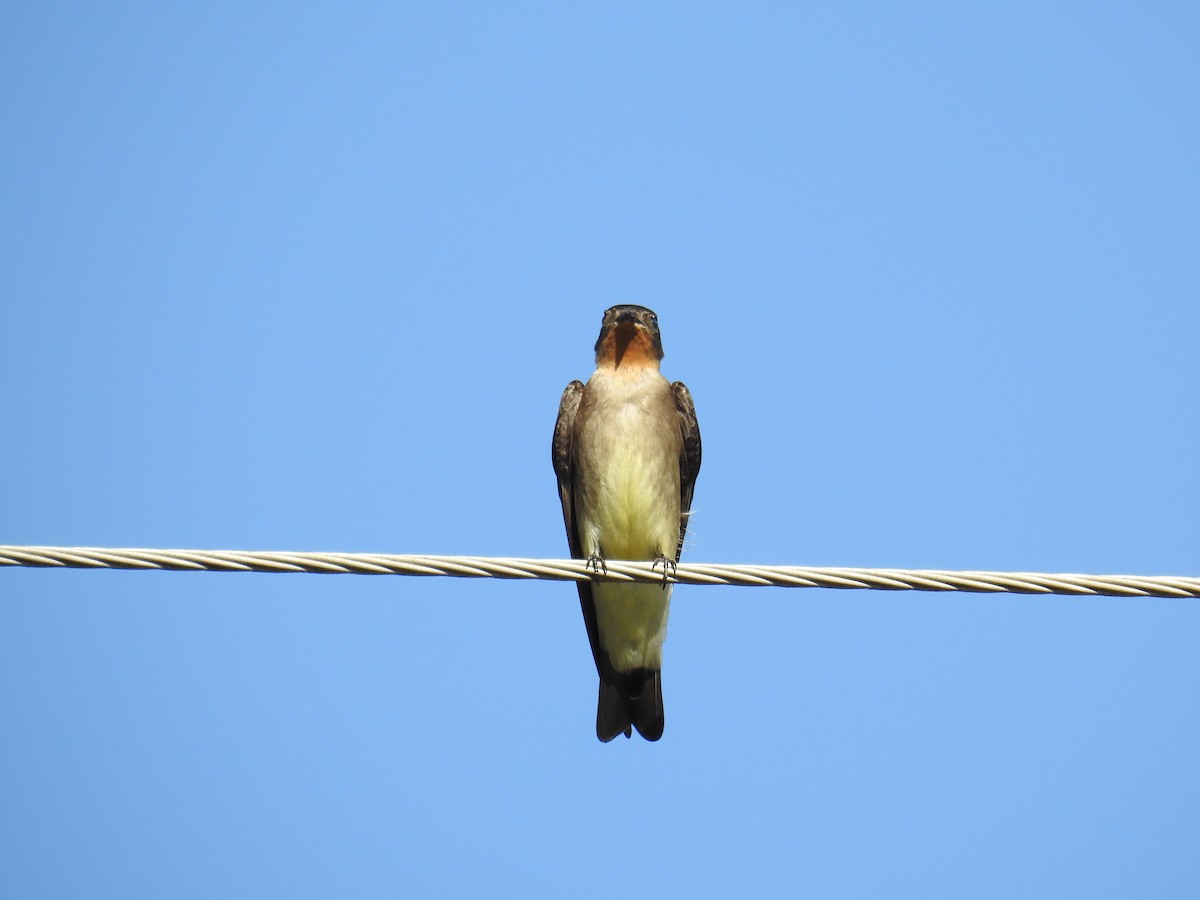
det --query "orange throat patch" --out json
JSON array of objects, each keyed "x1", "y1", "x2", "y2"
[{"x1": 596, "y1": 323, "x2": 661, "y2": 370}]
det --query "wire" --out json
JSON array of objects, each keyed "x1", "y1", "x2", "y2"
[{"x1": 0, "y1": 545, "x2": 1196, "y2": 599}]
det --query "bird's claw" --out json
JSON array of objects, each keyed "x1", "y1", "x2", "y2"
[
  {"x1": 585, "y1": 553, "x2": 607, "y2": 579},
  {"x1": 651, "y1": 555, "x2": 677, "y2": 589}
]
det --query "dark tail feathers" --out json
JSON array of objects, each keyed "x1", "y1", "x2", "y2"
[{"x1": 596, "y1": 667, "x2": 663, "y2": 742}]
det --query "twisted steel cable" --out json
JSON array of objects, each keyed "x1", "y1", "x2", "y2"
[{"x1": 0, "y1": 545, "x2": 1196, "y2": 598}]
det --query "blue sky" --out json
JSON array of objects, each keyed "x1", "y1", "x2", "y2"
[{"x1": 2, "y1": 3, "x2": 1198, "y2": 897}]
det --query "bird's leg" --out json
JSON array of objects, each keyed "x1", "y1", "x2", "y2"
[
  {"x1": 651, "y1": 555, "x2": 676, "y2": 589},
  {"x1": 585, "y1": 552, "x2": 607, "y2": 579}
]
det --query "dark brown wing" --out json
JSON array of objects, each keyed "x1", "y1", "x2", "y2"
[
  {"x1": 552, "y1": 381, "x2": 603, "y2": 672},
  {"x1": 671, "y1": 381, "x2": 702, "y2": 562},
  {"x1": 551, "y1": 381, "x2": 585, "y2": 557}
]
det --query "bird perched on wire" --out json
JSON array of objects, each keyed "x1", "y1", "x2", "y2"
[{"x1": 552, "y1": 305, "x2": 701, "y2": 741}]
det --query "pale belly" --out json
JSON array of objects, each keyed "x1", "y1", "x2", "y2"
[
  {"x1": 580, "y1": 436, "x2": 680, "y2": 561},
  {"x1": 592, "y1": 581, "x2": 671, "y2": 672},
  {"x1": 576, "y1": 401, "x2": 681, "y2": 673}
]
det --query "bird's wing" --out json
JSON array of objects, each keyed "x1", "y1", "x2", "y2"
[
  {"x1": 671, "y1": 381, "x2": 702, "y2": 563},
  {"x1": 552, "y1": 381, "x2": 602, "y2": 670},
  {"x1": 552, "y1": 381, "x2": 585, "y2": 557}
]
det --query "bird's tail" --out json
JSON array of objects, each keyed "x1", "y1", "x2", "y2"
[{"x1": 596, "y1": 667, "x2": 663, "y2": 742}]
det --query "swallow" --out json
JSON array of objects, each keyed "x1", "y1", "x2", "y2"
[{"x1": 552, "y1": 305, "x2": 701, "y2": 741}]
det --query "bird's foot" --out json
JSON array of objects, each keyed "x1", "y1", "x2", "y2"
[
  {"x1": 585, "y1": 553, "x2": 608, "y2": 579},
  {"x1": 651, "y1": 555, "x2": 676, "y2": 589}
]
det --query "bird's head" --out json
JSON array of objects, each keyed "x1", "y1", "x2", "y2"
[{"x1": 593, "y1": 305, "x2": 664, "y2": 369}]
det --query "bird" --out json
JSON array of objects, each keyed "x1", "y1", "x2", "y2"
[{"x1": 552, "y1": 305, "x2": 701, "y2": 741}]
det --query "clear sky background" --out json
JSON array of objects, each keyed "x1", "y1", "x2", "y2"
[{"x1": 2, "y1": 3, "x2": 1198, "y2": 898}]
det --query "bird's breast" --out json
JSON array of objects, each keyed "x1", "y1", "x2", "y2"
[{"x1": 575, "y1": 376, "x2": 681, "y2": 561}]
